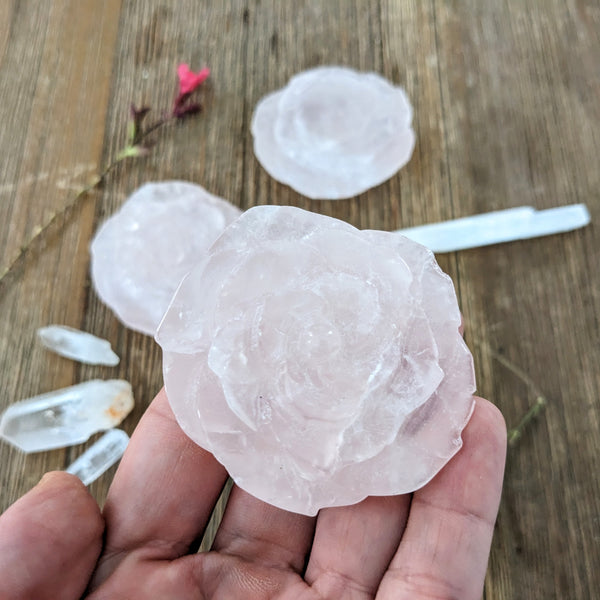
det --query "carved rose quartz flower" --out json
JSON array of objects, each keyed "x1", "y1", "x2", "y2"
[
  {"x1": 157, "y1": 206, "x2": 475, "y2": 515},
  {"x1": 251, "y1": 66, "x2": 415, "y2": 199},
  {"x1": 90, "y1": 181, "x2": 241, "y2": 335}
]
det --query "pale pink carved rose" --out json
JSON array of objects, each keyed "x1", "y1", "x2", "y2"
[
  {"x1": 251, "y1": 66, "x2": 415, "y2": 199},
  {"x1": 90, "y1": 181, "x2": 241, "y2": 335},
  {"x1": 156, "y1": 206, "x2": 475, "y2": 515}
]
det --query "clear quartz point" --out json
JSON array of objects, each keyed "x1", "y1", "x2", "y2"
[
  {"x1": 66, "y1": 429, "x2": 129, "y2": 485},
  {"x1": 0, "y1": 380, "x2": 134, "y2": 453},
  {"x1": 37, "y1": 325, "x2": 120, "y2": 366}
]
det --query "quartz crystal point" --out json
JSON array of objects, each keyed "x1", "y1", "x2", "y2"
[
  {"x1": 156, "y1": 206, "x2": 475, "y2": 515},
  {"x1": 251, "y1": 66, "x2": 415, "y2": 199},
  {"x1": 90, "y1": 181, "x2": 242, "y2": 335},
  {"x1": 66, "y1": 429, "x2": 130, "y2": 485},
  {"x1": 37, "y1": 325, "x2": 120, "y2": 366},
  {"x1": 0, "y1": 380, "x2": 134, "y2": 453}
]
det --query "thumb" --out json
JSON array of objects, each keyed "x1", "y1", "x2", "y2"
[{"x1": 0, "y1": 471, "x2": 104, "y2": 600}]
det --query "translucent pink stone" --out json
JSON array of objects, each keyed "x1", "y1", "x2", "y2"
[
  {"x1": 90, "y1": 181, "x2": 241, "y2": 335},
  {"x1": 156, "y1": 206, "x2": 475, "y2": 515},
  {"x1": 251, "y1": 66, "x2": 415, "y2": 199}
]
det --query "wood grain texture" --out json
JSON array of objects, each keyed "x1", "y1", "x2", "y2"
[{"x1": 1, "y1": 1, "x2": 598, "y2": 597}]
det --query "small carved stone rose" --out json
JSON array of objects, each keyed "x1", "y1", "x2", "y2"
[{"x1": 251, "y1": 66, "x2": 416, "y2": 199}]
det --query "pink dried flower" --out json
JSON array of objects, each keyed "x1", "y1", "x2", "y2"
[
  {"x1": 173, "y1": 63, "x2": 210, "y2": 119},
  {"x1": 177, "y1": 64, "x2": 210, "y2": 96}
]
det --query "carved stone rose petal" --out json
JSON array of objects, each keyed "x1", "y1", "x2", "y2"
[
  {"x1": 156, "y1": 206, "x2": 475, "y2": 515},
  {"x1": 90, "y1": 181, "x2": 241, "y2": 335},
  {"x1": 251, "y1": 66, "x2": 415, "y2": 199}
]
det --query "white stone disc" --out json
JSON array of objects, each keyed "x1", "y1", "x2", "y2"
[{"x1": 252, "y1": 66, "x2": 415, "y2": 199}]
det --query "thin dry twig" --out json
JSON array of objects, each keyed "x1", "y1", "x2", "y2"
[
  {"x1": 491, "y1": 350, "x2": 548, "y2": 446},
  {"x1": 0, "y1": 64, "x2": 209, "y2": 289},
  {"x1": 507, "y1": 396, "x2": 547, "y2": 446},
  {"x1": 0, "y1": 162, "x2": 118, "y2": 287}
]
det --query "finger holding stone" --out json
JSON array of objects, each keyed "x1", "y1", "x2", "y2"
[
  {"x1": 305, "y1": 494, "x2": 411, "y2": 599},
  {"x1": 92, "y1": 388, "x2": 228, "y2": 584},
  {"x1": 212, "y1": 485, "x2": 316, "y2": 575},
  {"x1": 0, "y1": 472, "x2": 104, "y2": 600},
  {"x1": 376, "y1": 398, "x2": 506, "y2": 600}
]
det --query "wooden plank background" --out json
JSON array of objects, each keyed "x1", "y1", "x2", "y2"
[{"x1": 1, "y1": 1, "x2": 598, "y2": 597}]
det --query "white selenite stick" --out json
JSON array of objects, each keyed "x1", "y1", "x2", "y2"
[{"x1": 396, "y1": 204, "x2": 590, "y2": 253}]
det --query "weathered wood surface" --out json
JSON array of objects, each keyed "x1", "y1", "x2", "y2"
[{"x1": 0, "y1": 1, "x2": 598, "y2": 597}]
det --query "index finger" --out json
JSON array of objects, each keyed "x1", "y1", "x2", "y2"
[
  {"x1": 92, "y1": 388, "x2": 228, "y2": 584},
  {"x1": 376, "y1": 398, "x2": 507, "y2": 600}
]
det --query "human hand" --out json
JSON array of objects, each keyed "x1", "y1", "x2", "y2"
[{"x1": 0, "y1": 389, "x2": 506, "y2": 599}]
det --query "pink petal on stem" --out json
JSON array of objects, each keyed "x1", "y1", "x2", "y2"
[{"x1": 177, "y1": 63, "x2": 210, "y2": 95}]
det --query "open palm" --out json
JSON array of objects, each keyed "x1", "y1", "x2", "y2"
[{"x1": 0, "y1": 389, "x2": 505, "y2": 600}]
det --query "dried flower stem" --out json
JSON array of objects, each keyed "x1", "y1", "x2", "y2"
[
  {"x1": 0, "y1": 117, "x2": 177, "y2": 288},
  {"x1": 0, "y1": 63, "x2": 210, "y2": 289},
  {"x1": 491, "y1": 351, "x2": 548, "y2": 446},
  {"x1": 507, "y1": 396, "x2": 547, "y2": 446}
]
